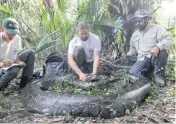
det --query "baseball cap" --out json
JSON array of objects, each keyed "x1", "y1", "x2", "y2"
[
  {"x1": 2, "y1": 18, "x2": 20, "y2": 35},
  {"x1": 134, "y1": 10, "x2": 149, "y2": 18}
]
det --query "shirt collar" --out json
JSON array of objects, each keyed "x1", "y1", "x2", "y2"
[{"x1": 136, "y1": 24, "x2": 150, "y2": 35}]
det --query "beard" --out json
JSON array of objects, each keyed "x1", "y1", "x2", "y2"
[
  {"x1": 136, "y1": 22, "x2": 148, "y2": 31},
  {"x1": 81, "y1": 37, "x2": 88, "y2": 41}
]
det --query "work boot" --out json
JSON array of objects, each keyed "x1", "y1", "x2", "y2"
[
  {"x1": 154, "y1": 75, "x2": 165, "y2": 87},
  {"x1": 128, "y1": 74, "x2": 139, "y2": 83}
]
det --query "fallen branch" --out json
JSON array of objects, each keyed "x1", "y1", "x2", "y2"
[
  {"x1": 113, "y1": 56, "x2": 126, "y2": 64},
  {"x1": 100, "y1": 58, "x2": 130, "y2": 69}
]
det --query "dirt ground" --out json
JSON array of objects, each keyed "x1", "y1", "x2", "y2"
[{"x1": 0, "y1": 79, "x2": 175, "y2": 123}]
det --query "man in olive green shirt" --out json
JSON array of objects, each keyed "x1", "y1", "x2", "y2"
[{"x1": 127, "y1": 10, "x2": 173, "y2": 86}]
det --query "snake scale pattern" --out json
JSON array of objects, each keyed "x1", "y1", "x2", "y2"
[{"x1": 20, "y1": 74, "x2": 151, "y2": 118}]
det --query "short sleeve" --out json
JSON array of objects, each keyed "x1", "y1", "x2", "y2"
[
  {"x1": 94, "y1": 36, "x2": 101, "y2": 52},
  {"x1": 17, "y1": 36, "x2": 22, "y2": 52},
  {"x1": 6, "y1": 35, "x2": 23, "y2": 61},
  {"x1": 68, "y1": 40, "x2": 75, "y2": 55}
]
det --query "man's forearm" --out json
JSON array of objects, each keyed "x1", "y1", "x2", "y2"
[
  {"x1": 0, "y1": 62, "x2": 3, "y2": 68},
  {"x1": 68, "y1": 60, "x2": 82, "y2": 76},
  {"x1": 93, "y1": 56, "x2": 100, "y2": 74}
]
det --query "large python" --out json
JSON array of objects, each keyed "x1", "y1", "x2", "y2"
[{"x1": 20, "y1": 74, "x2": 151, "y2": 118}]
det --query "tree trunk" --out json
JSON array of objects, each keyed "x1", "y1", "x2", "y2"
[{"x1": 109, "y1": 0, "x2": 140, "y2": 56}]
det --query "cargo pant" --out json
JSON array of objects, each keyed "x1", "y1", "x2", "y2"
[{"x1": 129, "y1": 50, "x2": 168, "y2": 78}]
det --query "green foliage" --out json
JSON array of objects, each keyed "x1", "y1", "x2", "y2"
[
  {"x1": 0, "y1": 0, "x2": 108, "y2": 64},
  {"x1": 39, "y1": 0, "x2": 74, "y2": 48},
  {"x1": 166, "y1": 62, "x2": 175, "y2": 82},
  {"x1": 168, "y1": 90, "x2": 176, "y2": 97},
  {"x1": 76, "y1": 0, "x2": 110, "y2": 35},
  {"x1": 114, "y1": 31, "x2": 122, "y2": 50},
  {"x1": 109, "y1": 108, "x2": 117, "y2": 116},
  {"x1": 125, "y1": 109, "x2": 131, "y2": 115},
  {"x1": 49, "y1": 69, "x2": 131, "y2": 96},
  {"x1": 76, "y1": 0, "x2": 87, "y2": 19},
  {"x1": 166, "y1": 17, "x2": 176, "y2": 59},
  {"x1": 145, "y1": 96, "x2": 152, "y2": 103},
  {"x1": 86, "y1": 0, "x2": 108, "y2": 23},
  {"x1": 0, "y1": 4, "x2": 11, "y2": 23},
  {"x1": 42, "y1": 120, "x2": 47, "y2": 124},
  {"x1": 51, "y1": 80, "x2": 74, "y2": 94},
  {"x1": 51, "y1": 80, "x2": 108, "y2": 95},
  {"x1": 40, "y1": 0, "x2": 71, "y2": 32},
  {"x1": 0, "y1": 89, "x2": 13, "y2": 110},
  {"x1": 145, "y1": 86, "x2": 160, "y2": 103},
  {"x1": 0, "y1": 0, "x2": 174, "y2": 66}
]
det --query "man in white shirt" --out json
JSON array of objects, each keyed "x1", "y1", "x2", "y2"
[
  {"x1": 0, "y1": 18, "x2": 35, "y2": 90},
  {"x1": 68, "y1": 21, "x2": 101, "y2": 81}
]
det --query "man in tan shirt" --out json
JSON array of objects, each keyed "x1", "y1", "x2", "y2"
[{"x1": 127, "y1": 10, "x2": 173, "y2": 86}]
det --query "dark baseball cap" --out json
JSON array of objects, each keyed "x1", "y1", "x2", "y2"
[{"x1": 2, "y1": 18, "x2": 20, "y2": 35}]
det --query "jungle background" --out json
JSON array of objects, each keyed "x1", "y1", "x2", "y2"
[{"x1": 0, "y1": 0, "x2": 175, "y2": 123}]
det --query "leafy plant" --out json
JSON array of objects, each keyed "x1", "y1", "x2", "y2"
[
  {"x1": 48, "y1": 69, "x2": 133, "y2": 96},
  {"x1": 125, "y1": 109, "x2": 131, "y2": 115},
  {"x1": 166, "y1": 62, "x2": 175, "y2": 82},
  {"x1": 0, "y1": 4, "x2": 11, "y2": 23},
  {"x1": 0, "y1": 90, "x2": 13, "y2": 110},
  {"x1": 145, "y1": 96, "x2": 152, "y2": 103},
  {"x1": 168, "y1": 90, "x2": 175, "y2": 97}
]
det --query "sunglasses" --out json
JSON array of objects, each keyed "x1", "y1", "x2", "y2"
[{"x1": 134, "y1": 18, "x2": 144, "y2": 24}]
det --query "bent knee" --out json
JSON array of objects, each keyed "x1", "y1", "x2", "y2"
[
  {"x1": 7, "y1": 67, "x2": 20, "y2": 77},
  {"x1": 27, "y1": 49, "x2": 35, "y2": 61},
  {"x1": 75, "y1": 46, "x2": 84, "y2": 52},
  {"x1": 129, "y1": 66, "x2": 142, "y2": 76},
  {"x1": 28, "y1": 49, "x2": 35, "y2": 57}
]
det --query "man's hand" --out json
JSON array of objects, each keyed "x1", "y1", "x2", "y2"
[
  {"x1": 87, "y1": 74, "x2": 98, "y2": 82},
  {"x1": 14, "y1": 57, "x2": 26, "y2": 68},
  {"x1": 79, "y1": 72, "x2": 88, "y2": 81},
  {"x1": 0, "y1": 59, "x2": 12, "y2": 67},
  {"x1": 126, "y1": 52, "x2": 131, "y2": 56},
  {"x1": 18, "y1": 62, "x2": 26, "y2": 68},
  {"x1": 151, "y1": 46, "x2": 160, "y2": 57},
  {"x1": 91, "y1": 72, "x2": 96, "y2": 76}
]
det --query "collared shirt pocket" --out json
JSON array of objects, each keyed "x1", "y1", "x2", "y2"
[
  {"x1": 146, "y1": 35, "x2": 157, "y2": 48},
  {"x1": 140, "y1": 35, "x2": 156, "y2": 53},
  {"x1": 133, "y1": 37, "x2": 140, "y2": 50}
]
